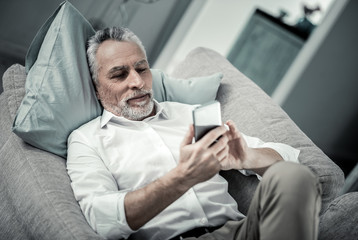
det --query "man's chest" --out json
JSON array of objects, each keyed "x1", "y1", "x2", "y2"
[{"x1": 96, "y1": 120, "x2": 189, "y2": 190}]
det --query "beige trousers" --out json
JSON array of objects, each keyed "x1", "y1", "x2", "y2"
[{"x1": 186, "y1": 162, "x2": 322, "y2": 240}]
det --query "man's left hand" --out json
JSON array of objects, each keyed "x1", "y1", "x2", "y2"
[{"x1": 220, "y1": 120, "x2": 283, "y2": 175}]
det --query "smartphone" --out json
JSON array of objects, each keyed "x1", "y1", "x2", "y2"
[{"x1": 192, "y1": 101, "x2": 222, "y2": 141}]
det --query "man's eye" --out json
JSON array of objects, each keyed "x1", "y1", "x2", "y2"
[
  {"x1": 112, "y1": 73, "x2": 127, "y2": 79},
  {"x1": 137, "y1": 68, "x2": 148, "y2": 74}
]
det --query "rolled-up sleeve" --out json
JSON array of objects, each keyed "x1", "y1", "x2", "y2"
[
  {"x1": 239, "y1": 133, "x2": 300, "y2": 179},
  {"x1": 67, "y1": 131, "x2": 135, "y2": 239}
]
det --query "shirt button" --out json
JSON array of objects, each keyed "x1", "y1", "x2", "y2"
[{"x1": 200, "y1": 218, "x2": 208, "y2": 225}]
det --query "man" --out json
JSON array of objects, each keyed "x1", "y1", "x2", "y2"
[{"x1": 67, "y1": 27, "x2": 322, "y2": 240}]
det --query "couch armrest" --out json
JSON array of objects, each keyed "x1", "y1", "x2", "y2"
[
  {"x1": 171, "y1": 47, "x2": 344, "y2": 214},
  {"x1": 0, "y1": 65, "x2": 103, "y2": 240}
]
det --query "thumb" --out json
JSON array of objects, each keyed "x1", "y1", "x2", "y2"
[
  {"x1": 226, "y1": 120, "x2": 237, "y2": 133},
  {"x1": 181, "y1": 124, "x2": 194, "y2": 147}
]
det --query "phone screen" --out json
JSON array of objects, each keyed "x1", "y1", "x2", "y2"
[{"x1": 192, "y1": 101, "x2": 222, "y2": 141}]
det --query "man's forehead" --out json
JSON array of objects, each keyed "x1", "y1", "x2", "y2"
[{"x1": 97, "y1": 40, "x2": 147, "y2": 70}]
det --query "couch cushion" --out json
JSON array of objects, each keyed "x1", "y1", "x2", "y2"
[
  {"x1": 319, "y1": 192, "x2": 358, "y2": 239},
  {"x1": 12, "y1": 2, "x2": 100, "y2": 158},
  {"x1": 151, "y1": 69, "x2": 222, "y2": 104}
]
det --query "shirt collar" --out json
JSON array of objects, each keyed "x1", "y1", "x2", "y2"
[{"x1": 100, "y1": 100, "x2": 169, "y2": 128}]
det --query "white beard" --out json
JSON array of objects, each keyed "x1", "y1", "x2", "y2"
[
  {"x1": 120, "y1": 95, "x2": 154, "y2": 120},
  {"x1": 102, "y1": 89, "x2": 155, "y2": 121}
]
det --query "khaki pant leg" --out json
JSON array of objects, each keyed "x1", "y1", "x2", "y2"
[{"x1": 191, "y1": 161, "x2": 322, "y2": 240}]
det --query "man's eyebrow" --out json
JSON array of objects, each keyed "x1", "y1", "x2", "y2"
[{"x1": 134, "y1": 59, "x2": 149, "y2": 67}]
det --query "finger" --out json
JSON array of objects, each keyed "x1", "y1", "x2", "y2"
[
  {"x1": 210, "y1": 134, "x2": 228, "y2": 154},
  {"x1": 181, "y1": 124, "x2": 194, "y2": 147},
  {"x1": 216, "y1": 145, "x2": 229, "y2": 161},
  {"x1": 218, "y1": 149, "x2": 231, "y2": 171},
  {"x1": 200, "y1": 125, "x2": 228, "y2": 148},
  {"x1": 226, "y1": 120, "x2": 238, "y2": 133},
  {"x1": 226, "y1": 120, "x2": 241, "y2": 139}
]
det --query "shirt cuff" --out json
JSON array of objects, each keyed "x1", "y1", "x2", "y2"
[
  {"x1": 239, "y1": 143, "x2": 300, "y2": 181},
  {"x1": 261, "y1": 142, "x2": 300, "y2": 163},
  {"x1": 92, "y1": 191, "x2": 135, "y2": 239},
  {"x1": 238, "y1": 169, "x2": 262, "y2": 180}
]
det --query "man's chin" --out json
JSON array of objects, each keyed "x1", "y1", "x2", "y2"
[{"x1": 122, "y1": 99, "x2": 155, "y2": 121}]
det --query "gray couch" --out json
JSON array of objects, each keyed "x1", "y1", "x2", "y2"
[{"x1": 0, "y1": 47, "x2": 357, "y2": 240}]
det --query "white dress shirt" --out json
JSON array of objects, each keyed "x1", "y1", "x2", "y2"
[{"x1": 67, "y1": 101, "x2": 300, "y2": 240}]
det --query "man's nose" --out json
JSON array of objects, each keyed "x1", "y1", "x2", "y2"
[{"x1": 128, "y1": 70, "x2": 144, "y2": 89}]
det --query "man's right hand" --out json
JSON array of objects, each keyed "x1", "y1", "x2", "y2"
[
  {"x1": 176, "y1": 124, "x2": 229, "y2": 188},
  {"x1": 124, "y1": 124, "x2": 229, "y2": 231}
]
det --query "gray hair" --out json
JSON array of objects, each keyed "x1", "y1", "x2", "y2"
[{"x1": 87, "y1": 27, "x2": 147, "y2": 86}]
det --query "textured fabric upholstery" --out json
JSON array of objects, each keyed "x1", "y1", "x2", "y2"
[
  {"x1": 0, "y1": 48, "x2": 355, "y2": 239},
  {"x1": 319, "y1": 192, "x2": 358, "y2": 240},
  {"x1": 0, "y1": 64, "x2": 102, "y2": 240}
]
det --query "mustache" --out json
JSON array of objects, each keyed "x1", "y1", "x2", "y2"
[{"x1": 123, "y1": 89, "x2": 153, "y2": 102}]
